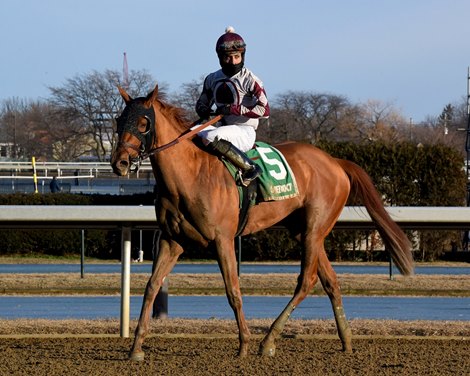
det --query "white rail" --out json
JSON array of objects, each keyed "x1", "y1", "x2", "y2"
[
  {"x1": 0, "y1": 160, "x2": 153, "y2": 172},
  {"x1": 1, "y1": 205, "x2": 470, "y2": 230}
]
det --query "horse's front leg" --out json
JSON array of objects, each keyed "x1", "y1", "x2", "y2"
[
  {"x1": 216, "y1": 237, "x2": 251, "y2": 357},
  {"x1": 130, "y1": 237, "x2": 183, "y2": 361}
]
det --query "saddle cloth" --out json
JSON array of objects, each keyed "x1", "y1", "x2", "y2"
[{"x1": 223, "y1": 141, "x2": 299, "y2": 202}]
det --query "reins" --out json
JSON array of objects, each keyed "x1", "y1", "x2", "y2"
[{"x1": 141, "y1": 114, "x2": 223, "y2": 159}]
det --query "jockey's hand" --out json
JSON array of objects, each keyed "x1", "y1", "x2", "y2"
[
  {"x1": 216, "y1": 105, "x2": 231, "y2": 116},
  {"x1": 196, "y1": 106, "x2": 211, "y2": 119}
]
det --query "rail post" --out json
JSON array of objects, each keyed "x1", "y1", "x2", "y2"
[
  {"x1": 80, "y1": 229, "x2": 85, "y2": 279},
  {"x1": 120, "y1": 225, "x2": 132, "y2": 337},
  {"x1": 31, "y1": 156, "x2": 38, "y2": 194}
]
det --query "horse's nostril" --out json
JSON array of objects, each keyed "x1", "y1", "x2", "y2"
[{"x1": 119, "y1": 160, "x2": 129, "y2": 168}]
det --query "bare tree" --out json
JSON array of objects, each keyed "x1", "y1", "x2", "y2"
[
  {"x1": 48, "y1": 69, "x2": 160, "y2": 161},
  {"x1": 0, "y1": 98, "x2": 29, "y2": 159},
  {"x1": 256, "y1": 107, "x2": 289, "y2": 144},
  {"x1": 355, "y1": 100, "x2": 409, "y2": 143},
  {"x1": 170, "y1": 77, "x2": 204, "y2": 119},
  {"x1": 410, "y1": 100, "x2": 468, "y2": 157},
  {"x1": 328, "y1": 104, "x2": 365, "y2": 143},
  {"x1": 0, "y1": 98, "x2": 67, "y2": 160},
  {"x1": 272, "y1": 91, "x2": 351, "y2": 143}
]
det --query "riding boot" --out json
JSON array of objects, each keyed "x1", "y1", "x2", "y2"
[{"x1": 210, "y1": 138, "x2": 261, "y2": 186}]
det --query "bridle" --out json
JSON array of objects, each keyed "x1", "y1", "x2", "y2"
[{"x1": 116, "y1": 99, "x2": 222, "y2": 172}]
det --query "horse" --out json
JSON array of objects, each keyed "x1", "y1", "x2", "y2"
[{"x1": 111, "y1": 84, "x2": 414, "y2": 361}]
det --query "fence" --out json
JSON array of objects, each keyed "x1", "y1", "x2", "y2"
[{"x1": 0, "y1": 160, "x2": 155, "y2": 194}]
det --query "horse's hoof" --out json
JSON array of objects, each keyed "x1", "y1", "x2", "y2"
[
  {"x1": 259, "y1": 345, "x2": 276, "y2": 357},
  {"x1": 129, "y1": 351, "x2": 145, "y2": 361}
]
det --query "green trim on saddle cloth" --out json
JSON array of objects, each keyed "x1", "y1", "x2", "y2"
[{"x1": 222, "y1": 142, "x2": 299, "y2": 204}]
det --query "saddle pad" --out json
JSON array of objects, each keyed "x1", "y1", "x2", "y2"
[
  {"x1": 223, "y1": 142, "x2": 299, "y2": 202},
  {"x1": 248, "y1": 142, "x2": 299, "y2": 201}
]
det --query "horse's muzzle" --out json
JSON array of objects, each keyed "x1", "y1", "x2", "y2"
[
  {"x1": 111, "y1": 150, "x2": 131, "y2": 176},
  {"x1": 112, "y1": 159, "x2": 130, "y2": 176}
]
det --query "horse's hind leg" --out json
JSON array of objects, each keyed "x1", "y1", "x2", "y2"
[
  {"x1": 259, "y1": 235, "x2": 322, "y2": 357},
  {"x1": 318, "y1": 249, "x2": 352, "y2": 352},
  {"x1": 129, "y1": 237, "x2": 183, "y2": 361}
]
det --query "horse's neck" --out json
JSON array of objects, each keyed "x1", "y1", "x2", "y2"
[
  {"x1": 152, "y1": 108, "x2": 208, "y2": 196},
  {"x1": 154, "y1": 103, "x2": 189, "y2": 145}
]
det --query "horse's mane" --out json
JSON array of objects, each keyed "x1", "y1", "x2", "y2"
[
  {"x1": 135, "y1": 86, "x2": 192, "y2": 130},
  {"x1": 156, "y1": 99, "x2": 192, "y2": 131}
]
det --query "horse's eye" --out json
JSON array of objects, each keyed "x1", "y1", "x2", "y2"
[{"x1": 139, "y1": 116, "x2": 151, "y2": 135}]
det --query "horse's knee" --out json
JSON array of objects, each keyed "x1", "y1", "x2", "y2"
[{"x1": 227, "y1": 289, "x2": 243, "y2": 310}]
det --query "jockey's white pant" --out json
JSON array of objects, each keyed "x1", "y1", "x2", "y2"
[{"x1": 196, "y1": 124, "x2": 256, "y2": 152}]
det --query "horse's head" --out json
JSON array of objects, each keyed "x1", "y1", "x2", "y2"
[{"x1": 111, "y1": 84, "x2": 159, "y2": 176}]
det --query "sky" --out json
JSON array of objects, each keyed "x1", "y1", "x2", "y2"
[{"x1": 2, "y1": 0, "x2": 470, "y2": 123}]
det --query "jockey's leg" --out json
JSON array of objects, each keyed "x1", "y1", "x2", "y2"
[{"x1": 211, "y1": 137, "x2": 261, "y2": 186}]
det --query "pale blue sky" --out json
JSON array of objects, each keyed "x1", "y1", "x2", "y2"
[{"x1": 2, "y1": 0, "x2": 469, "y2": 122}]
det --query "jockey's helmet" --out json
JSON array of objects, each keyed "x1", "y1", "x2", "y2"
[{"x1": 215, "y1": 26, "x2": 246, "y2": 56}]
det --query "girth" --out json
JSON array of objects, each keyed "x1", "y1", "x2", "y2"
[{"x1": 235, "y1": 180, "x2": 257, "y2": 237}]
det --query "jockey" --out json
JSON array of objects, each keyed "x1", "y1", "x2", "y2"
[{"x1": 196, "y1": 26, "x2": 270, "y2": 186}]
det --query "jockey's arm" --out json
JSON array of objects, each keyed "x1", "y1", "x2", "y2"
[
  {"x1": 229, "y1": 81, "x2": 270, "y2": 119},
  {"x1": 196, "y1": 78, "x2": 214, "y2": 119}
]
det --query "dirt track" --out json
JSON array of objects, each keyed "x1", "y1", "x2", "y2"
[
  {"x1": 0, "y1": 319, "x2": 469, "y2": 376},
  {"x1": 0, "y1": 335, "x2": 468, "y2": 376},
  {"x1": 1, "y1": 262, "x2": 468, "y2": 374}
]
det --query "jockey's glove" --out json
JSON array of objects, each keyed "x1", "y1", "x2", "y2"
[
  {"x1": 216, "y1": 105, "x2": 232, "y2": 116},
  {"x1": 196, "y1": 105, "x2": 211, "y2": 119}
]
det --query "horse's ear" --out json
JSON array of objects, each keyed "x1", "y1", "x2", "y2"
[
  {"x1": 118, "y1": 86, "x2": 133, "y2": 104},
  {"x1": 146, "y1": 84, "x2": 159, "y2": 105}
]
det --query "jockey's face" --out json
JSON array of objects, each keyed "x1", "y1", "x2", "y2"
[{"x1": 221, "y1": 52, "x2": 242, "y2": 65}]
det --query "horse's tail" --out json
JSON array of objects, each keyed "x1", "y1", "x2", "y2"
[{"x1": 336, "y1": 159, "x2": 414, "y2": 276}]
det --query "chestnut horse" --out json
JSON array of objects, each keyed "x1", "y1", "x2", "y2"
[{"x1": 111, "y1": 84, "x2": 414, "y2": 361}]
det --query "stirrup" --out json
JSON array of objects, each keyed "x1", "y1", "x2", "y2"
[{"x1": 241, "y1": 165, "x2": 261, "y2": 187}]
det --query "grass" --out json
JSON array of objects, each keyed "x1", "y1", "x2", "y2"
[{"x1": 1, "y1": 272, "x2": 469, "y2": 296}]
